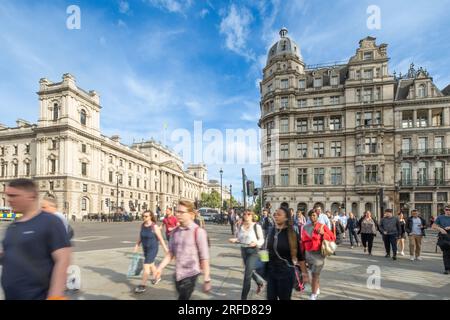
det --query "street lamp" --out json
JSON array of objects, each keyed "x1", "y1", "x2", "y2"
[
  {"x1": 220, "y1": 168, "x2": 223, "y2": 213},
  {"x1": 115, "y1": 170, "x2": 121, "y2": 219},
  {"x1": 229, "y1": 184, "x2": 232, "y2": 211}
]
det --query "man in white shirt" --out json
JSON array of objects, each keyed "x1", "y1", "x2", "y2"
[
  {"x1": 41, "y1": 196, "x2": 69, "y2": 233},
  {"x1": 405, "y1": 209, "x2": 426, "y2": 261}
]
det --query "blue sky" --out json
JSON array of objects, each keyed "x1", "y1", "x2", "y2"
[{"x1": 1, "y1": 0, "x2": 450, "y2": 201}]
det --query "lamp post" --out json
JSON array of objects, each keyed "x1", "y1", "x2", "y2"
[
  {"x1": 229, "y1": 184, "x2": 232, "y2": 211},
  {"x1": 220, "y1": 168, "x2": 223, "y2": 213},
  {"x1": 115, "y1": 170, "x2": 121, "y2": 220}
]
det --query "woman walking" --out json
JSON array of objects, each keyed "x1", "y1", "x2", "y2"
[
  {"x1": 229, "y1": 210, "x2": 265, "y2": 299},
  {"x1": 301, "y1": 210, "x2": 336, "y2": 300},
  {"x1": 265, "y1": 207, "x2": 309, "y2": 300},
  {"x1": 346, "y1": 212, "x2": 360, "y2": 248},
  {"x1": 357, "y1": 211, "x2": 379, "y2": 256},
  {"x1": 397, "y1": 212, "x2": 406, "y2": 256},
  {"x1": 134, "y1": 210, "x2": 169, "y2": 293}
]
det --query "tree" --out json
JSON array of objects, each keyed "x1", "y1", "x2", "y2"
[
  {"x1": 253, "y1": 195, "x2": 262, "y2": 215},
  {"x1": 200, "y1": 190, "x2": 221, "y2": 209}
]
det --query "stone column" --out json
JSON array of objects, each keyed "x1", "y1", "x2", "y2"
[
  {"x1": 428, "y1": 109, "x2": 432, "y2": 127},
  {"x1": 413, "y1": 110, "x2": 417, "y2": 128}
]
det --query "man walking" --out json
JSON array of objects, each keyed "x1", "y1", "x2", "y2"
[
  {"x1": 0, "y1": 179, "x2": 71, "y2": 300},
  {"x1": 405, "y1": 209, "x2": 426, "y2": 261},
  {"x1": 379, "y1": 209, "x2": 401, "y2": 260},
  {"x1": 156, "y1": 200, "x2": 211, "y2": 300},
  {"x1": 432, "y1": 206, "x2": 450, "y2": 274},
  {"x1": 229, "y1": 209, "x2": 236, "y2": 235}
]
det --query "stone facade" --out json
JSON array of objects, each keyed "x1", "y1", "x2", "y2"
[
  {"x1": 0, "y1": 74, "x2": 208, "y2": 220},
  {"x1": 259, "y1": 29, "x2": 450, "y2": 221}
]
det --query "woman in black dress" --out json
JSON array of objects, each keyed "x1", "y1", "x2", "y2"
[{"x1": 397, "y1": 212, "x2": 407, "y2": 256}]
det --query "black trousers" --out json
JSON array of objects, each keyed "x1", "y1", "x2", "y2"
[
  {"x1": 361, "y1": 233, "x2": 375, "y2": 253},
  {"x1": 175, "y1": 274, "x2": 198, "y2": 300},
  {"x1": 267, "y1": 264, "x2": 294, "y2": 300},
  {"x1": 230, "y1": 222, "x2": 235, "y2": 235},
  {"x1": 383, "y1": 234, "x2": 398, "y2": 256},
  {"x1": 443, "y1": 249, "x2": 450, "y2": 271},
  {"x1": 241, "y1": 247, "x2": 264, "y2": 300}
]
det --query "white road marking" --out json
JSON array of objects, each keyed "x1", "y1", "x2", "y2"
[
  {"x1": 72, "y1": 236, "x2": 110, "y2": 242},
  {"x1": 121, "y1": 241, "x2": 135, "y2": 244}
]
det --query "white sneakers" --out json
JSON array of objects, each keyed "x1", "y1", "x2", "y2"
[
  {"x1": 410, "y1": 256, "x2": 415, "y2": 261},
  {"x1": 317, "y1": 288, "x2": 320, "y2": 295},
  {"x1": 410, "y1": 256, "x2": 423, "y2": 261},
  {"x1": 416, "y1": 256, "x2": 423, "y2": 261},
  {"x1": 400, "y1": 251, "x2": 405, "y2": 256},
  {"x1": 310, "y1": 294, "x2": 318, "y2": 300}
]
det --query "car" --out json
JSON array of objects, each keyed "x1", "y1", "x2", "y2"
[{"x1": 198, "y1": 208, "x2": 219, "y2": 222}]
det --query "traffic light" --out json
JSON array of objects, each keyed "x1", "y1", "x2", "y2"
[
  {"x1": 246, "y1": 180, "x2": 255, "y2": 197},
  {"x1": 253, "y1": 187, "x2": 259, "y2": 197}
]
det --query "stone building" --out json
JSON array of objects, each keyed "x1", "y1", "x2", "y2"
[
  {"x1": 259, "y1": 28, "x2": 450, "y2": 220},
  {"x1": 0, "y1": 74, "x2": 208, "y2": 220}
]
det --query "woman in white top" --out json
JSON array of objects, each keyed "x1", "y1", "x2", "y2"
[{"x1": 229, "y1": 210, "x2": 265, "y2": 299}]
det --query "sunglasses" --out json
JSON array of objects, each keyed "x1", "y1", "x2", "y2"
[{"x1": 143, "y1": 215, "x2": 150, "y2": 218}]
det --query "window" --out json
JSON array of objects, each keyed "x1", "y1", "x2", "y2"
[
  {"x1": 297, "y1": 99, "x2": 307, "y2": 108},
  {"x1": 128, "y1": 176, "x2": 132, "y2": 187},
  {"x1": 364, "y1": 112, "x2": 372, "y2": 126},
  {"x1": 53, "y1": 104, "x2": 59, "y2": 121},
  {"x1": 418, "y1": 137, "x2": 428, "y2": 153},
  {"x1": 365, "y1": 137, "x2": 377, "y2": 154},
  {"x1": 331, "y1": 76, "x2": 339, "y2": 86},
  {"x1": 313, "y1": 98, "x2": 323, "y2": 106},
  {"x1": 402, "y1": 138, "x2": 412, "y2": 152},
  {"x1": 329, "y1": 116, "x2": 341, "y2": 130},
  {"x1": 363, "y1": 89, "x2": 373, "y2": 102},
  {"x1": 13, "y1": 163, "x2": 18, "y2": 177},
  {"x1": 267, "y1": 84, "x2": 273, "y2": 93},
  {"x1": 313, "y1": 117, "x2": 324, "y2": 131},
  {"x1": 280, "y1": 97, "x2": 289, "y2": 109},
  {"x1": 266, "y1": 143, "x2": 272, "y2": 158},
  {"x1": 297, "y1": 168, "x2": 307, "y2": 186},
  {"x1": 25, "y1": 144, "x2": 30, "y2": 154},
  {"x1": 374, "y1": 111, "x2": 382, "y2": 124},
  {"x1": 375, "y1": 68, "x2": 381, "y2": 78},
  {"x1": 281, "y1": 79, "x2": 289, "y2": 89},
  {"x1": 82, "y1": 144, "x2": 86, "y2": 153},
  {"x1": 355, "y1": 70, "x2": 361, "y2": 80},
  {"x1": 432, "y1": 111, "x2": 443, "y2": 127},
  {"x1": 50, "y1": 159, "x2": 56, "y2": 174},
  {"x1": 109, "y1": 171, "x2": 113, "y2": 183},
  {"x1": 435, "y1": 137, "x2": 444, "y2": 151},
  {"x1": 144, "y1": 180, "x2": 147, "y2": 190},
  {"x1": 418, "y1": 84, "x2": 426, "y2": 98},
  {"x1": 81, "y1": 162, "x2": 87, "y2": 176},
  {"x1": 121, "y1": 191, "x2": 124, "y2": 197},
  {"x1": 296, "y1": 118, "x2": 308, "y2": 133},
  {"x1": 280, "y1": 169, "x2": 289, "y2": 186},
  {"x1": 280, "y1": 118, "x2": 289, "y2": 133},
  {"x1": 417, "y1": 110, "x2": 428, "y2": 127},
  {"x1": 1, "y1": 163, "x2": 7, "y2": 177},
  {"x1": 136, "y1": 178, "x2": 140, "y2": 188},
  {"x1": 280, "y1": 144, "x2": 289, "y2": 159},
  {"x1": 130, "y1": 192, "x2": 133, "y2": 199},
  {"x1": 129, "y1": 162, "x2": 132, "y2": 170},
  {"x1": 330, "y1": 141, "x2": 342, "y2": 157},
  {"x1": 365, "y1": 165, "x2": 378, "y2": 183},
  {"x1": 331, "y1": 167, "x2": 342, "y2": 185},
  {"x1": 356, "y1": 166, "x2": 363, "y2": 184},
  {"x1": 437, "y1": 192, "x2": 448, "y2": 202},
  {"x1": 80, "y1": 109, "x2": 87, "y2": 126},
  {"x1": 402, "y1": 111, "x2": 413, "y2": 128},
  {"x1": 83, "y1": 184, "x2": 88, "y2": 192},
  {"x1": 49, "y1": 181, "x2": 54, "y2": 190},
  {"x1": 314, "y1": 78, "x2": 322, "y2": 88},
  {"x1": 0, "y1": 146, "x2": 4, "y2": 156},
  {"x1": 13, "y1": 145, "x2": 18, "y2": 155},
  {"x1": 81, "y1": 198, "x2": 87, "y2": 211},
  {"x1": 356, "y1": 112, "x2": 361, "y2": 127},
  {"x1": 356, "y1": 89, "x2": 361, "y2": 102},
  {"x1": 418, "y1": 162, "x2": 428, "y2": 185},
  {"x1": 269, "y1": 101, "x2": 274, "y2": 112},
  {"x1": 401, "y1": 162, "x2": 412, "y2": 184},
  {"x1": 375, "y1": 87, "x2": 381, "y2": 100},
  {"x1": 435, "y1": 161, "x2": 444, "y2": 184},
  {"x1": 363, "y1": 69, "x2": 373, "y2": 79},
  {"x1": 25, "y1": 163, "x2": 30, "y2": 176},
  {"x1": 313, "y1": 142, "x2": 324, "y2": 158},
  {"x1": 415, "y1": 192, "x2": 432, "y2": 201},
  {"x1": 299, "y1": 79, "x2": 306, "y2": 89},
  {"x1": 51, "y1": 139, "x2": 57, "y2": 150},
  {"x1": 314, "y1": 168, "x2": 325, "y2": 185},
  {"x1": 363, "y1": 51, "x2": 373, "y2": 60},
  {"x1": 109, "y1": 156, "x2": 113, "y2": 164},
  {"x1": 297, "y1": 143, "x2": 307, "y2": 158},
  {"x1": 330, "y1": 96, "x2": 340, "y2": 105}
]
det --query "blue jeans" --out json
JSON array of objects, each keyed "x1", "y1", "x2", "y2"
[
  {"x1": 383, "y1": 234, "x2": 398, "y2": 256},
  {"x1": 240, "y1": 247, "x2": 264, "y2": 300},
  {"x1": 349, "y1": 229, "x2": 359, "y2": 246}
]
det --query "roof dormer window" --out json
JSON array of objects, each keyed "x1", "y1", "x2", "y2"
[
  {"x1": 314, "y1": 77, "x2": 322, "y2": 88},
  {"x1": 363, "y1": 51, "x2": 373, "y2": 60},
  {"x1": 418, "y1": 84, "x2": 427, "y2": 98}
]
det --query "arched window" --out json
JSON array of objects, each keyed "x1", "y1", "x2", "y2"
[
  {"x1": 418, "y1": 161, "x2": 428, "y2": 185},
  {"x1": 81, "y1": 197, "x2": 88, "y2": 211},
  {"x1": 435, "y1": 161, "x2": 445, "y2": 184},
  {"x1": 313, "y1": 202, "x2": 324, "y2": 211},
  {"x1": 418, "y1": 84, "x2": 426, "y2": 98},
  {"x1": 80, "y1": 109, "x2": 87, "y2": 126},
  {"x1": 331, "y1": 203, "x2": 340, "y2": 214},
  {"x1": 351, "y1": 203, "x2": 359, "y2": 217},
  {"x1": 365, "y1": 202, "x2": 373, "y2": 213},
  {"x1": 53, "y1": 104, "x2": 59, "y2": 121}
]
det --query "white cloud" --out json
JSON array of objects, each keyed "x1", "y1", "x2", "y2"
[
  {"x1": 117, "y1": 19, "x2": 127, "y2": 28},
  {"x1": 145, "y1": 0, "x2": 193, "y2": 14},
  {"x1": 219, "y1": 4, "x2": 255, "y2": 60},
  {"x1": 119, "y1": 0, "x2": 130, "y2": 14}
]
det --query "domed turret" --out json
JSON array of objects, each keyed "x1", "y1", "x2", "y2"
[{"x1": 266, "y1": 28, "x2": 302, "y2": 65}]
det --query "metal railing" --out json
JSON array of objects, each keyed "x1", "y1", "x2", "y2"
[{"x1": 398, "y1": 179, "x2": 450, "y2": 187}]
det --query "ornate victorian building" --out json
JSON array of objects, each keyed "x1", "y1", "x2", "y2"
[{"x1": 259, "y1": 28, "x2": 450, "y2": 220}]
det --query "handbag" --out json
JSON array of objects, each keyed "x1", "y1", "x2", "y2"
[
  {"x1": 127, "y1": 253, "x2": 144, "y2": 278},
  {"x1": 321, "y1": 239, "x2": 337, "y2": 257}
]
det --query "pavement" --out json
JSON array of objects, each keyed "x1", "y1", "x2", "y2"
[{"x1": 0, "y1": 221, "x2": 449, "y2": 300}]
